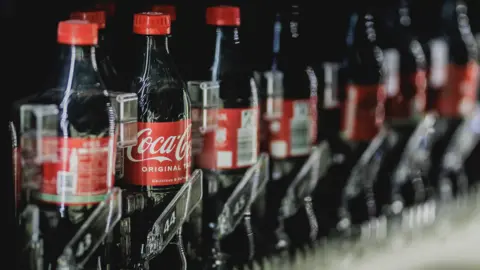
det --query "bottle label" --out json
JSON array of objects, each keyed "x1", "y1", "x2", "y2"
[
  {"x1": 342, "y1": 84, "x2": 385, "y2": 141},
  {"x1": 200, "y1": 108, "x2": 259, "y2": 169},
  {"x1": 124, "y1": 120, "x2": 192, "y2": 186},
  {"x1": 386, "y1": 71, "x2": 427, "y2": 119},
  {"x1": 39, "y1": 137, "x2": 115, "y2": 205},
  {"x1": 437, "y1": 62, "x2": 479, "y2": 117},
  {"x1": 268, "y1": 99, "x2": 312, "y2": 159}
]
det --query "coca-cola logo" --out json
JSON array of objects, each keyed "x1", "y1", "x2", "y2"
[{"x1": 126, "y1": 123, "x2": 192, "y2": 163}]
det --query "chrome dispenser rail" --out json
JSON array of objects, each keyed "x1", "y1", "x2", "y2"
[
  {"x1": 279, "y1": 142, "x2": 332, "y2": 241},
  {"x1": 19, "y1": 104, "x2": 59, "y2": 270},
  {"x1": 390, "y1": 113, "x2": 438, "y2": 212},
  {"x1": 338, "y1": 128, "x2": 392, "y2": 231},
  {"x1": 211, "y1": 154, "x2": 269, "y2": 266},
  {"x1": 21, "y1": 188, "x2": 122, "y2": 270},
  {"x1": 19, "y1": 104, "x2": 59, "y2": 175},
  {"x1": 109, "y1": 92, "x2": 138, "y2": 181},
  {"x1": 187, "y1": 80, "x2": 219, "y2": 269},
  {"x1": 188, "y1": 80, "x2": 220, "y2": 156},
  {"x1": 214, "y1": 154, "x2": 269, "y2": 238},
  {"x1": 57, "y1": 188, "x2": 122, "y2": 269},
  {"x1": 263, "y1": 70, "x2": 284, "y2": 120},
  {"x1": 109, "y1": 92, "x2": 138, "y2": 148},
  {"x1": 141, "y1": 170, "x2": 203, "y2": 263},
  {"x1": 258, "y1": 186, "x2": 480, "y2": 270},
  {"x1": 439, "y1": 105, "x2": 480, "y2": 197},
  {"x1": 18, "y1": 104, "x2": 123, "y2": 270}
]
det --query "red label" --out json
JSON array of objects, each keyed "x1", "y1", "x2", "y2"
[
  {"x1": 124, "y1": 120, "x2": 192, "y2": 186},
  {"x1": 267, "y1": 99, "x2": 312, "y2": 159},
  {"x1": 39, "y1": 137, "x2": 115, "y2": 205},
  {"x1": 437, "y1": 62, "x2": 479, "y2": 117},
  {"x1": 199, "y1": 108, "x2": 259, "y2": 169},
  {"x1": 386, "y1": 71, "x2": 427, "y2": 119},
  {"x1": 342, "y1": 84, "x2": 385, "y2": 141}
]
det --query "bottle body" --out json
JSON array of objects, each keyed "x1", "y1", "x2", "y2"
[
  {"x1": 189, "y1": 8, "x2": 259, "y2": 265},
  {"x1": 259, "y1": 5, "x2": 317, "y2": 251},
  {"x1": 317, "y1": 11, "x2": 385, "y2": 228},
  {"x1": 193, "y1": 25, "x2": 259, "y2": 185},
  {"x1": 121, "y1": 15, "x2": 191, "y2": 266},
  {"x1": 24, "y1": 39, "x2": 116, "y2": 269}
]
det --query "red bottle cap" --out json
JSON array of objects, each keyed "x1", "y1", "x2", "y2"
[
  {"x1": 57, "y1": 20, "x2": 98, "y2": 45},
  {"x1": 70, "y1": 10, "x2": 106, "y2": 29},
  {"x1": 152, "y1": 5, "x2": 176, "y2": 21},
  {"x1": 133, "y1": 12, "x2": 171, "y2": 35},
  {"x1": 95, "y1": 2, "x2": 116, "y2": 17},
  {"x1": 206, "y1": 6, "x2": 240, "y2": 26}
]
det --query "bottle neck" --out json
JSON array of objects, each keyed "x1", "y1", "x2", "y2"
[
  {"x1": 347, "y1": 12, "x2": 383, "y2": 84},
  {"x1": 210, "y1": 25, "x2": 243, "y2": 81},
  {"x1": 53, "y1": 44, "x2": 105, "y2": 91},
  {"x1": 132, "y1": 34, "x2": 184, "y2": 93},
  {"x1": 276, "y1": 6, "x2": 305, "y2": 69},
  {"x1": 136, "y1": 34, "x2": 170, "y2": 57},
  {"x1": 131, "y1": 34, "x2": 170, "y2": 79}
]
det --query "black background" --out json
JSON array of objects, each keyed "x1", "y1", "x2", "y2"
[{"x1": 2, "y1": 0, "x2": 480, "y2": 263}]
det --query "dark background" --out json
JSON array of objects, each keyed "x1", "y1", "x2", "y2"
[
  {"x1": 3, "y1": 0, "x2": 466, "y2": 110},
  {"x1": 2, "y1": 0, "x2": 480, "y2": 263}
]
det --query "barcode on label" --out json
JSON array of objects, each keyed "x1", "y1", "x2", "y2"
[
  {"x1": 291, "y1": 101, "x2": 310, "y2": 155},
  {"x1": 290, "y1": 119, "x2": 310, "y2": 156},
  {"x1": 57, "y1": 171, "x2": 77, "y2": 195},
  {"x1": 237, "y1": 128, "x2": 257, "y2": 167}
]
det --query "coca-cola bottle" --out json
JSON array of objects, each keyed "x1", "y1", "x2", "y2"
[
  {"x1": 438, "y1": 0, "x2": 478, "y2": 118},
  {"x1": 316, "y1": 8, "x2": 385, "y2": 232},
  {"x1": 70, "y1": 9, "x2": 125, "y2": 180},
  {"x1": 122, "y1": 12, "x2": 191, "y2": 268},
  {"x1": 17, "y1": 20, "x2": 116, "y2": 270},
  {"x1": 312, "y1": 6, "x2": 350, "y2": 238},
  {"x1": 380, "y1": 1, "x2": 427, "y2": 123},
  {"x1": 427, "y1": 0, "x2": 478, "y2": 193},
  {"x1": 261, "y1": 3, "x2": 316, "y2": 252},
  {"x1": 190, "y1": 5, "x2": 259, "y2": 266},
  {"x1": 151, "y1": 5, "x2": 186, "y2": 79},
  {"x1": 193, "y1": 6, "x2": 258, "y2": 175},
  {"x1": 95, "y1": 1, "x2": 116, "y2": 42},
  {"x1": 373, "y1": 0, "x2": 428, "y2": 209},
  {"x1": 152, "y1": 5, "x2": 176, "y2": 28},
  {"x1": 466, "y1": 0, "x2": 480, "y2": 187},
  {"x1": 70, "y1": 10, "x2": 124, "y2": 93}
]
